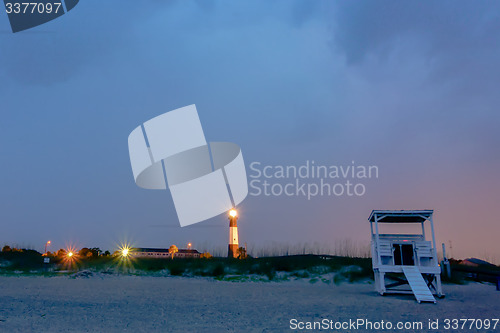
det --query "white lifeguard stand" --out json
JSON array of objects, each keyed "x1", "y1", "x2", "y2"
[{"x1": 369, "y1": 210, "x2": 444, "y2": 303}]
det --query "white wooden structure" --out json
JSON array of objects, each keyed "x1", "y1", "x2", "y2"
[{"x1": 369, "y1": 210, "x2": 443, "y2": 303}]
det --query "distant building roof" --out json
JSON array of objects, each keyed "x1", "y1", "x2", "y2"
[
  {"x1": 178, "y1": 249, "x2": 200, "y2": 254},
  {"x1": 131, "y1": 247, "x2": 200, "y2": 254},
  {"x1": 132, "y1": 248, "x2": 169, "y2": 253},
  {"x1": 462, "y1": 258, "x2": 496, "y2": 267}
]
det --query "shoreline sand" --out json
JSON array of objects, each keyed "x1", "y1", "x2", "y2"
[{"x1": 0, "y1": 275, "x2": 498, "y2": 332}]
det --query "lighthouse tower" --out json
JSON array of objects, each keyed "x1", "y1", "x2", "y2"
[{"x1": 228, "y1": 209, "x2": 239, "y2": 258}]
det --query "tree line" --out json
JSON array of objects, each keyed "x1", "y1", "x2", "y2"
[{"x1": 1, "y1": 245, "x2": 111, "y2": 258}]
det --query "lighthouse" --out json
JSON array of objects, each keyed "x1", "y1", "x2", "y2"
[{"x1": 228, "y1": 209, "x2": 239, "y2": 258}]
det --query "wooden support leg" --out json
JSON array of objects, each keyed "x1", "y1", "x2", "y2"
[
  {"x1": 379, "y1": 272, "x2": 386, "y2": 295},
  {"x1": 435, "y1": 275, "x2": 444, "y2": 297},
  {"x1": 374, "y1": 271, "x2": 380, "y2": 294}
]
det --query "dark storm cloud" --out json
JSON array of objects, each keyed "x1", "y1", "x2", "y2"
[
  {"x1": 0, "y1": 0, "x2": 179, "y2": 85},
  {"x1": 328, "y1": 1, "x2": 500, "y2": 153},
  {"x1": 331, "y1": 1, "x2": 500, "y2": 103},
  {"x1": 290, "y1": 0, "x2": 320, "y2": 27},
  {"x1": 332, "y1": 1, "x2": 500, "y2": 64},
  {"x1": 0, "y1": 0, "x2": 320, "y2": 85}
]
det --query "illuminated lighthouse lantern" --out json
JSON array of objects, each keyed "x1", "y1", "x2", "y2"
[{"x1": 228, "y1": 209, "x2": 239, "y2": 258}]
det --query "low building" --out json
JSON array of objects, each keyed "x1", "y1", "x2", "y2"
[
  {"x1": 130, "y1": 247, "x2": 201, "y2": 259},
  {"x1": 175, "y1": 249, "x2": 201, "y2": 258},
  {"x1": 130, "y1": 248, "x2": 170, "y2": 258}
]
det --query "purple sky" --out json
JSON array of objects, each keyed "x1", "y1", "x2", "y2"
[{"x1": 0, "y1": 1, "x2": 499, "y2": 263}]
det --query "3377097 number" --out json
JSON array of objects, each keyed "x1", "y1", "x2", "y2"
[
  {"x1": 443, "y1": 318, "x2": 499, "y2": 330},
  {"x1": 5, "y1": 2, "x2": 62, "y2": 14}
]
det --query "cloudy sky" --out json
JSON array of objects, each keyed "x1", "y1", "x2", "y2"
[{"x1": 1, "y1": 0, "x2": 499, "y2": 262}]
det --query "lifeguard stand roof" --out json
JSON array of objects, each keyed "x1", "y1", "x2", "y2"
[{"x1": 368, "y1": 210, "x2": 433, "y2": 223}]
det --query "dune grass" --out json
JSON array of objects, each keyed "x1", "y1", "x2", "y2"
[
  {"x1": 0, "y1": 251, "x2": 373, "y2": 282},
  {"x1": 6, "y1": 251, "x2": 485, "y2": 285}
]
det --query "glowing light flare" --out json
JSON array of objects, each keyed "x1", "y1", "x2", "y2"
[
  {"x1": 61, "y1": 246, "x2": 79, "y2": 268},
  {"x1": 229, "y1": 209, "x2": 237, "y2": 217},
  {"x1": 114, "y1": 242, "x2": 136, "y2": 272},
  {"x1": 64, "y1": 246, "x2": 78, "y2": 259}
]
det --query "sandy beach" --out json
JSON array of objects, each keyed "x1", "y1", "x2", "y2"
[{"x1": 0, "y1": 275, "x2": 498, "y2": 332}]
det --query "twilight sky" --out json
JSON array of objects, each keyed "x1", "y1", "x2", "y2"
[{"x1": 1, "y1": 0, "x2": 499, "y2": 262}]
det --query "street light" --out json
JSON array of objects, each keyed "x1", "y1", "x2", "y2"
[
  {"x1": 44, "y1": 240, "x2": 51, "y2": 255},
  {"x1": 187, "y1": 243, "x2": 192, "y2": 249}
]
